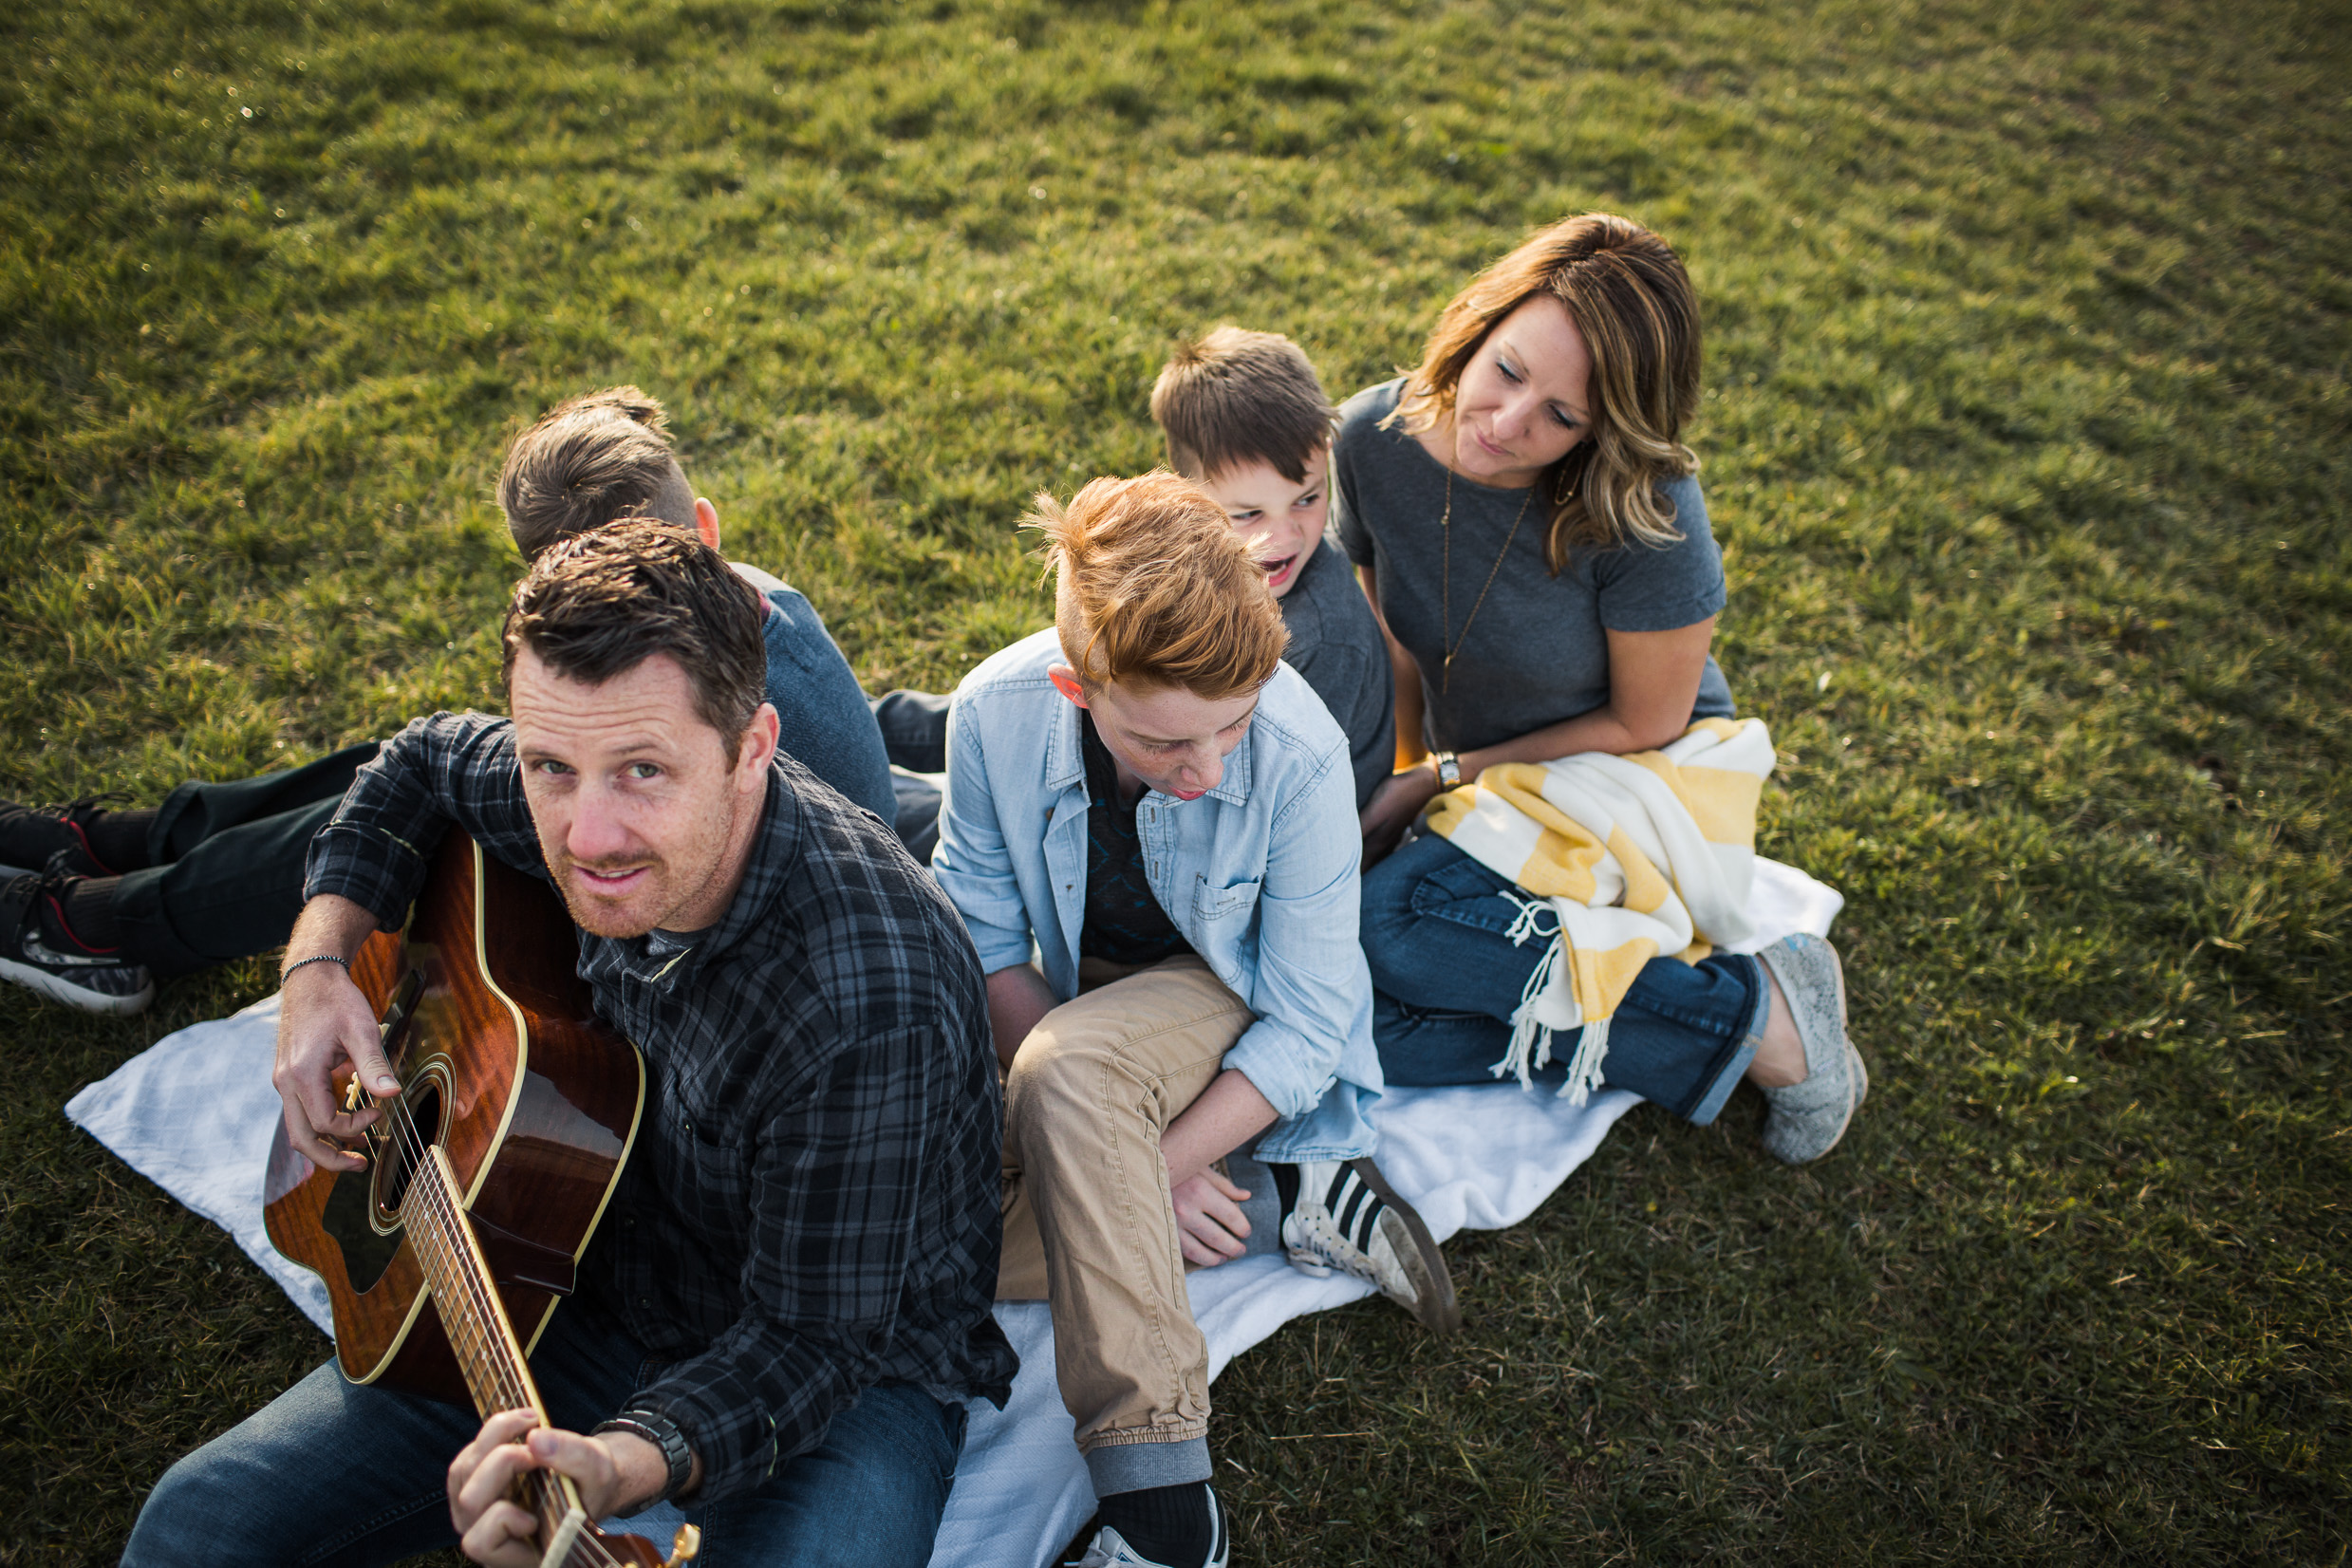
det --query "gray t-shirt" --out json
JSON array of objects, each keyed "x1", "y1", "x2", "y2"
[
  {"x1": 1333, "y1": 378, "x2": 1732, "y2": 755},
  {"x1": 1279, "y1": 533, "x2": 1395, "y2": 812}
]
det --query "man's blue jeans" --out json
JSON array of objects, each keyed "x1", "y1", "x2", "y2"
[
  {"x1": 121, "y1": 1304, "x2": 966, "y2": 1568},
  {"x1": 1362, "y1": 833, "x2": 1765, "y2": 1124}
]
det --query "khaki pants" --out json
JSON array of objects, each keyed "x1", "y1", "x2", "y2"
[{"x1": 998, "y1": 956, "x2": 1252, "y2": 1464}]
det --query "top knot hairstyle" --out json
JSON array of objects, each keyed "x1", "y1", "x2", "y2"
[
  {"x1": 1392, "y1": 212, "x2": 1704, "y2": 573},
  {"x1": 1148, "y1": 327, "x2": 1336, "y2": 484},
  {"x1": 496, "y1": 385, "x2": 700, "y2": 562},
  {"x1": 1029, "y1": 471, "x2": 1288, "y2": 700},
  {"x1": 501, "y1": 519, "x2": 767, "y2": 749}
]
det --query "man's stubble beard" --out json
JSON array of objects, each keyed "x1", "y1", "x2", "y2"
[{"x1": 541, "y1": 781, "x2": 748, "y2": 941}]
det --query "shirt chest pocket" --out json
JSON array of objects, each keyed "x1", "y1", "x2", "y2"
[
  {"x1": 659, "y1": 1090, "x2": 750, "y2": 1215},
  {"x1": 1192, "y1": 875, "x2": 1263, "y2": 924}
]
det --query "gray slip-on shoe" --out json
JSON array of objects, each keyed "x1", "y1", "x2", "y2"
[{"x1": 1753, "y1": 933, "x2": 1866, "y2": 1165}]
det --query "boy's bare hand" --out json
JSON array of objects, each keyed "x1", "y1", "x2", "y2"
[{"x1": 1170, "y1": 1167, "x2": 1253, "y2": 1266}]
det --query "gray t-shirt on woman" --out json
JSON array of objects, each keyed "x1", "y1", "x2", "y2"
[{"x1": 1333, "y1": 378, "x2": 1733, "y2": 755}]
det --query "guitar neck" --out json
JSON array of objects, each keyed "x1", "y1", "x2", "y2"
[{"x1": 405, "y1": 1146, "x2": 591, "y2": 1561}]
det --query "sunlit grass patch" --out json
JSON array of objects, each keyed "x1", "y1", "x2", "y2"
[{"x1": 4, "y1": 0, "x2": 2347, "y2": 1559}]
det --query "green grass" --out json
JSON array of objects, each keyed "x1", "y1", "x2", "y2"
[{"x1": 5, "y1": 0, "x2": 2348, "y2": 1560}]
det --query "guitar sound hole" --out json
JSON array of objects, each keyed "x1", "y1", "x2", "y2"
[
  {"x1": 318, "y1": 1065, "x2": 453, "y2": 1296},
  {"x1": 372, "y1": 1077, "x2": 446, "y2": 1229}
]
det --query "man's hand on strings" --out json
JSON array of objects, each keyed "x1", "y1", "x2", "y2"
[{"x1": 271, "y1": 893, "x2": 395, "y2": 1174}]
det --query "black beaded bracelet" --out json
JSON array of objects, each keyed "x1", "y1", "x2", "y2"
[{"x1": 279, "y1": 953, "x2": 352, "y2": 983}]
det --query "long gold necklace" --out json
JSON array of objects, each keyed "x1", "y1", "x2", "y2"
[{"x1": 1438, "y1": 436, "x2": 1535, "y2": 697}]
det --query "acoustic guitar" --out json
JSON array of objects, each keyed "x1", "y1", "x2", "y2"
[{"x1": 263, "y1": 832, "x2": 697, "y2": 1567}]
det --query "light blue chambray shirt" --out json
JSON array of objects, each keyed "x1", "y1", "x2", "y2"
[{"x1": 932, "y1": 628, "x2": 1380, "y2": 1163}]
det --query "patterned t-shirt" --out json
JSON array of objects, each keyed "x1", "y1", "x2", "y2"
[{"x1": 1077, "y1": 711, "x2": 1195, "y2": 968}]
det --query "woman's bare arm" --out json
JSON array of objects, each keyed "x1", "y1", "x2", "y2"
[
  {"x1": 1366, "y1": 618, "x2": 1720, "y2": 841},
  {"x1": 1465, "y1": 618, "x2": 1716, "y2": 769}
]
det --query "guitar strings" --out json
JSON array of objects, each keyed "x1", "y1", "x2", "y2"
[
  {"x1": 365, "y1": 1090, "x2": 628, "y2": 1568},
  {"x1": 353, "y1": 1073, "x2": 630, "y2": 1568}
]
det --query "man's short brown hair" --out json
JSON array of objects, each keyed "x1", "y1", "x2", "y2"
[
  {"x1": 1029, "y1": 471, "x2": 1286, "y2": 700},
  {"x1": 501, "y1": 519, "x2": 765, "y2": 747},
  {"x1": 1148, "y1": 327, "x2": 1335, "y2": 485},
  {"x1": 496, "y1": 386, "x2": 699, "y2": 561}
]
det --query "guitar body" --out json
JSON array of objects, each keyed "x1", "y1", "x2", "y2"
[{"x1": 264, "y1": 833, "x2": 644, "y2": 1404}]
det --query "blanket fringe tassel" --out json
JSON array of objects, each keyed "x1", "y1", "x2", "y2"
[{"x1": 1489, "y1": 892, "x2": 1612, "y2": 1105}]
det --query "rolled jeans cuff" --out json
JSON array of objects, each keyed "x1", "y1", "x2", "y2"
[{"x1": 1684, "y1": 953, "x2": 1769, "y2": 1127}]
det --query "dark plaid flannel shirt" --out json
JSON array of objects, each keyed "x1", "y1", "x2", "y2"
[{"x1": 304, "y1": 712, "x2": 1017, "y2": 1504}]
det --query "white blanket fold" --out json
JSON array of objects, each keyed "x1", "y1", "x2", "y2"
[{"x1": 65, "y1": 861, "x2": 1840, "y2": 1568}]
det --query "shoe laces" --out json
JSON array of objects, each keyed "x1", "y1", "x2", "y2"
[
  {"x1": 2, "y1": 862, "x2": 103, "y2": 953},
  {"x1": 27, "y1": 791, "x2": 133, "y2": 827},
  {"x1": 17, "y1": 792, "x2": 132, "y2": 875}
]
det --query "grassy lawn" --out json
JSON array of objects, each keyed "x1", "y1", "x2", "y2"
[{"x1": 5, "y1": 0, "x2": 2348, "y2": 1560}]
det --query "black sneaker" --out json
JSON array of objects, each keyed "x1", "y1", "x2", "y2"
[
  {"x1": 0, "y1": 793, "x2": 130, "y2": 879},
  {"x1": 0, "y1": 868, "x2": 153, "y2": 1015},
  {"x1": 1278, "y1": 1156, "x2": 1462, "y2": 1334}
]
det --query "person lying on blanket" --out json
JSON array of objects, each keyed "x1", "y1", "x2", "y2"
[
  {"x1": 0, "y1": 385, "x2": 896, "y2": 1017},
  {"x1": 122, "y1": 523, "x2": 1014, "y2": 1567},
  {"x1": 932, "y1": 472, "x2": 1458, "y2": 1568},
  {"x1": 1336, "y1": 211, "x2": 1869, "y2": 1165}
]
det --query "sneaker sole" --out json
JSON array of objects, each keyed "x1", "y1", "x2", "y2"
[
  {"x1": 1347, "y1": 1157, "x2": 1462, "y2": 1335},
  {"x1": 0, "y1": 954, "x2": 155, "y2": 1016},
  {"x1": 1824, "y1": 937, "x2": 1868, "y2": 1111}
]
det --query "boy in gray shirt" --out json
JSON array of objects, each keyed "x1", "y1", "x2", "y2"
[
  {"x1": 1149, "y1": 328, "x2": 1395, "y2": 814},
  {"x1": 876, "y1": 330, "x2": 1398, "y2": 845}
]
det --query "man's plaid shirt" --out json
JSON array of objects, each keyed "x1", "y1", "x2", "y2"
[{"x1": 305, "y1": 712, "x2": 1017, "y2": 1503}]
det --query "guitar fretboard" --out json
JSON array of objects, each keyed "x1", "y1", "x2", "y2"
[{"x1": 404, "y1": 1146, "x2": 594, "y2": 1561}]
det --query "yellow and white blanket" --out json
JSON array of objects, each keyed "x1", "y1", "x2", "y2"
[{"x1": 1422, "y1": 717, "x2": 1776, "y2": 1104}]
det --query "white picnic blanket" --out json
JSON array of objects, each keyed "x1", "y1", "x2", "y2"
[{"x1": 65, "y1": 862, "x2": 1840, "y2": 1568}]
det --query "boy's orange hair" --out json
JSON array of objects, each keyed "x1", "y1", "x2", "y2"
[
  {"x1": 1028, "y1": 471, "x2": 1287, "y2": 700},
  {"x1": 1148, "y1": 327, "x2": 1335, "y2": 484}
]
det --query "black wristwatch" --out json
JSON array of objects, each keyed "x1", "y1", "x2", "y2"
[{"x1": 595, "y1": 1409, "x2": 695, "y2": 1510}]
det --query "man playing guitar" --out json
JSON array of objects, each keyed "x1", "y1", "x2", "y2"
[{"x1": 123, "y1": 522, "x2": 1014, "y2": 1565}]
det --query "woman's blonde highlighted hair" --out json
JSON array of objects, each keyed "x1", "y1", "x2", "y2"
[
  {"x1": 1392, "y1": 212, "x2": 1703, "y2": 574},
  {"x1": 1029, "y1": 471, "x2": 1287, "y2": 700}
]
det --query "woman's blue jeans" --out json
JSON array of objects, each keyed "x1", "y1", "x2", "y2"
[
  {"x1": 1362, "y1": 832, "x2": 1765, "y2": 1124},
  {"x1": 121, "y1": 1303, "x2": 966, "y2": 1568}
]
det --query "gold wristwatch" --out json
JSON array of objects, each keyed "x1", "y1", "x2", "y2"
[{"x1": 1433, "y1": 751, "x2": 1463, "y2": 790}]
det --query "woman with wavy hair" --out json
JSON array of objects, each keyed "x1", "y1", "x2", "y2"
[{"x1": 1335, "y1": 213, "x2": 1866, "y2": 1163}]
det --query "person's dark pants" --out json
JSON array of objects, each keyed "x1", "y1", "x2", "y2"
[
  {"x1": 1361, "y1": 831, "x2": 1766, "y2": 1122},
  {"x1": 870, "y1": 690, "x2": 954, "y2": 864},
  {"x1": 123, "y1": 1301, "x2": 967, "y2": 1567},
  {"x1": 868, "y1": 690, "x2": 952, "y2": 776},
  {"x1": 110, "y1": 742, "x2": 380, "y2": 976}
]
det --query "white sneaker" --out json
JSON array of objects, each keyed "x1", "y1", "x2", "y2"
[
  {"x1": 1073, "y1": 1484, "x2": 1229, "y2": 1568},
  {"x1": 1278, "y1": 1157, "x2": 1461, "y2": 1334}
]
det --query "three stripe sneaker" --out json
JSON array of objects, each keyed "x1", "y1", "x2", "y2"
[{"x1": 1276, "y1": 1156, "x2": 1461, "y2": 1334}]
